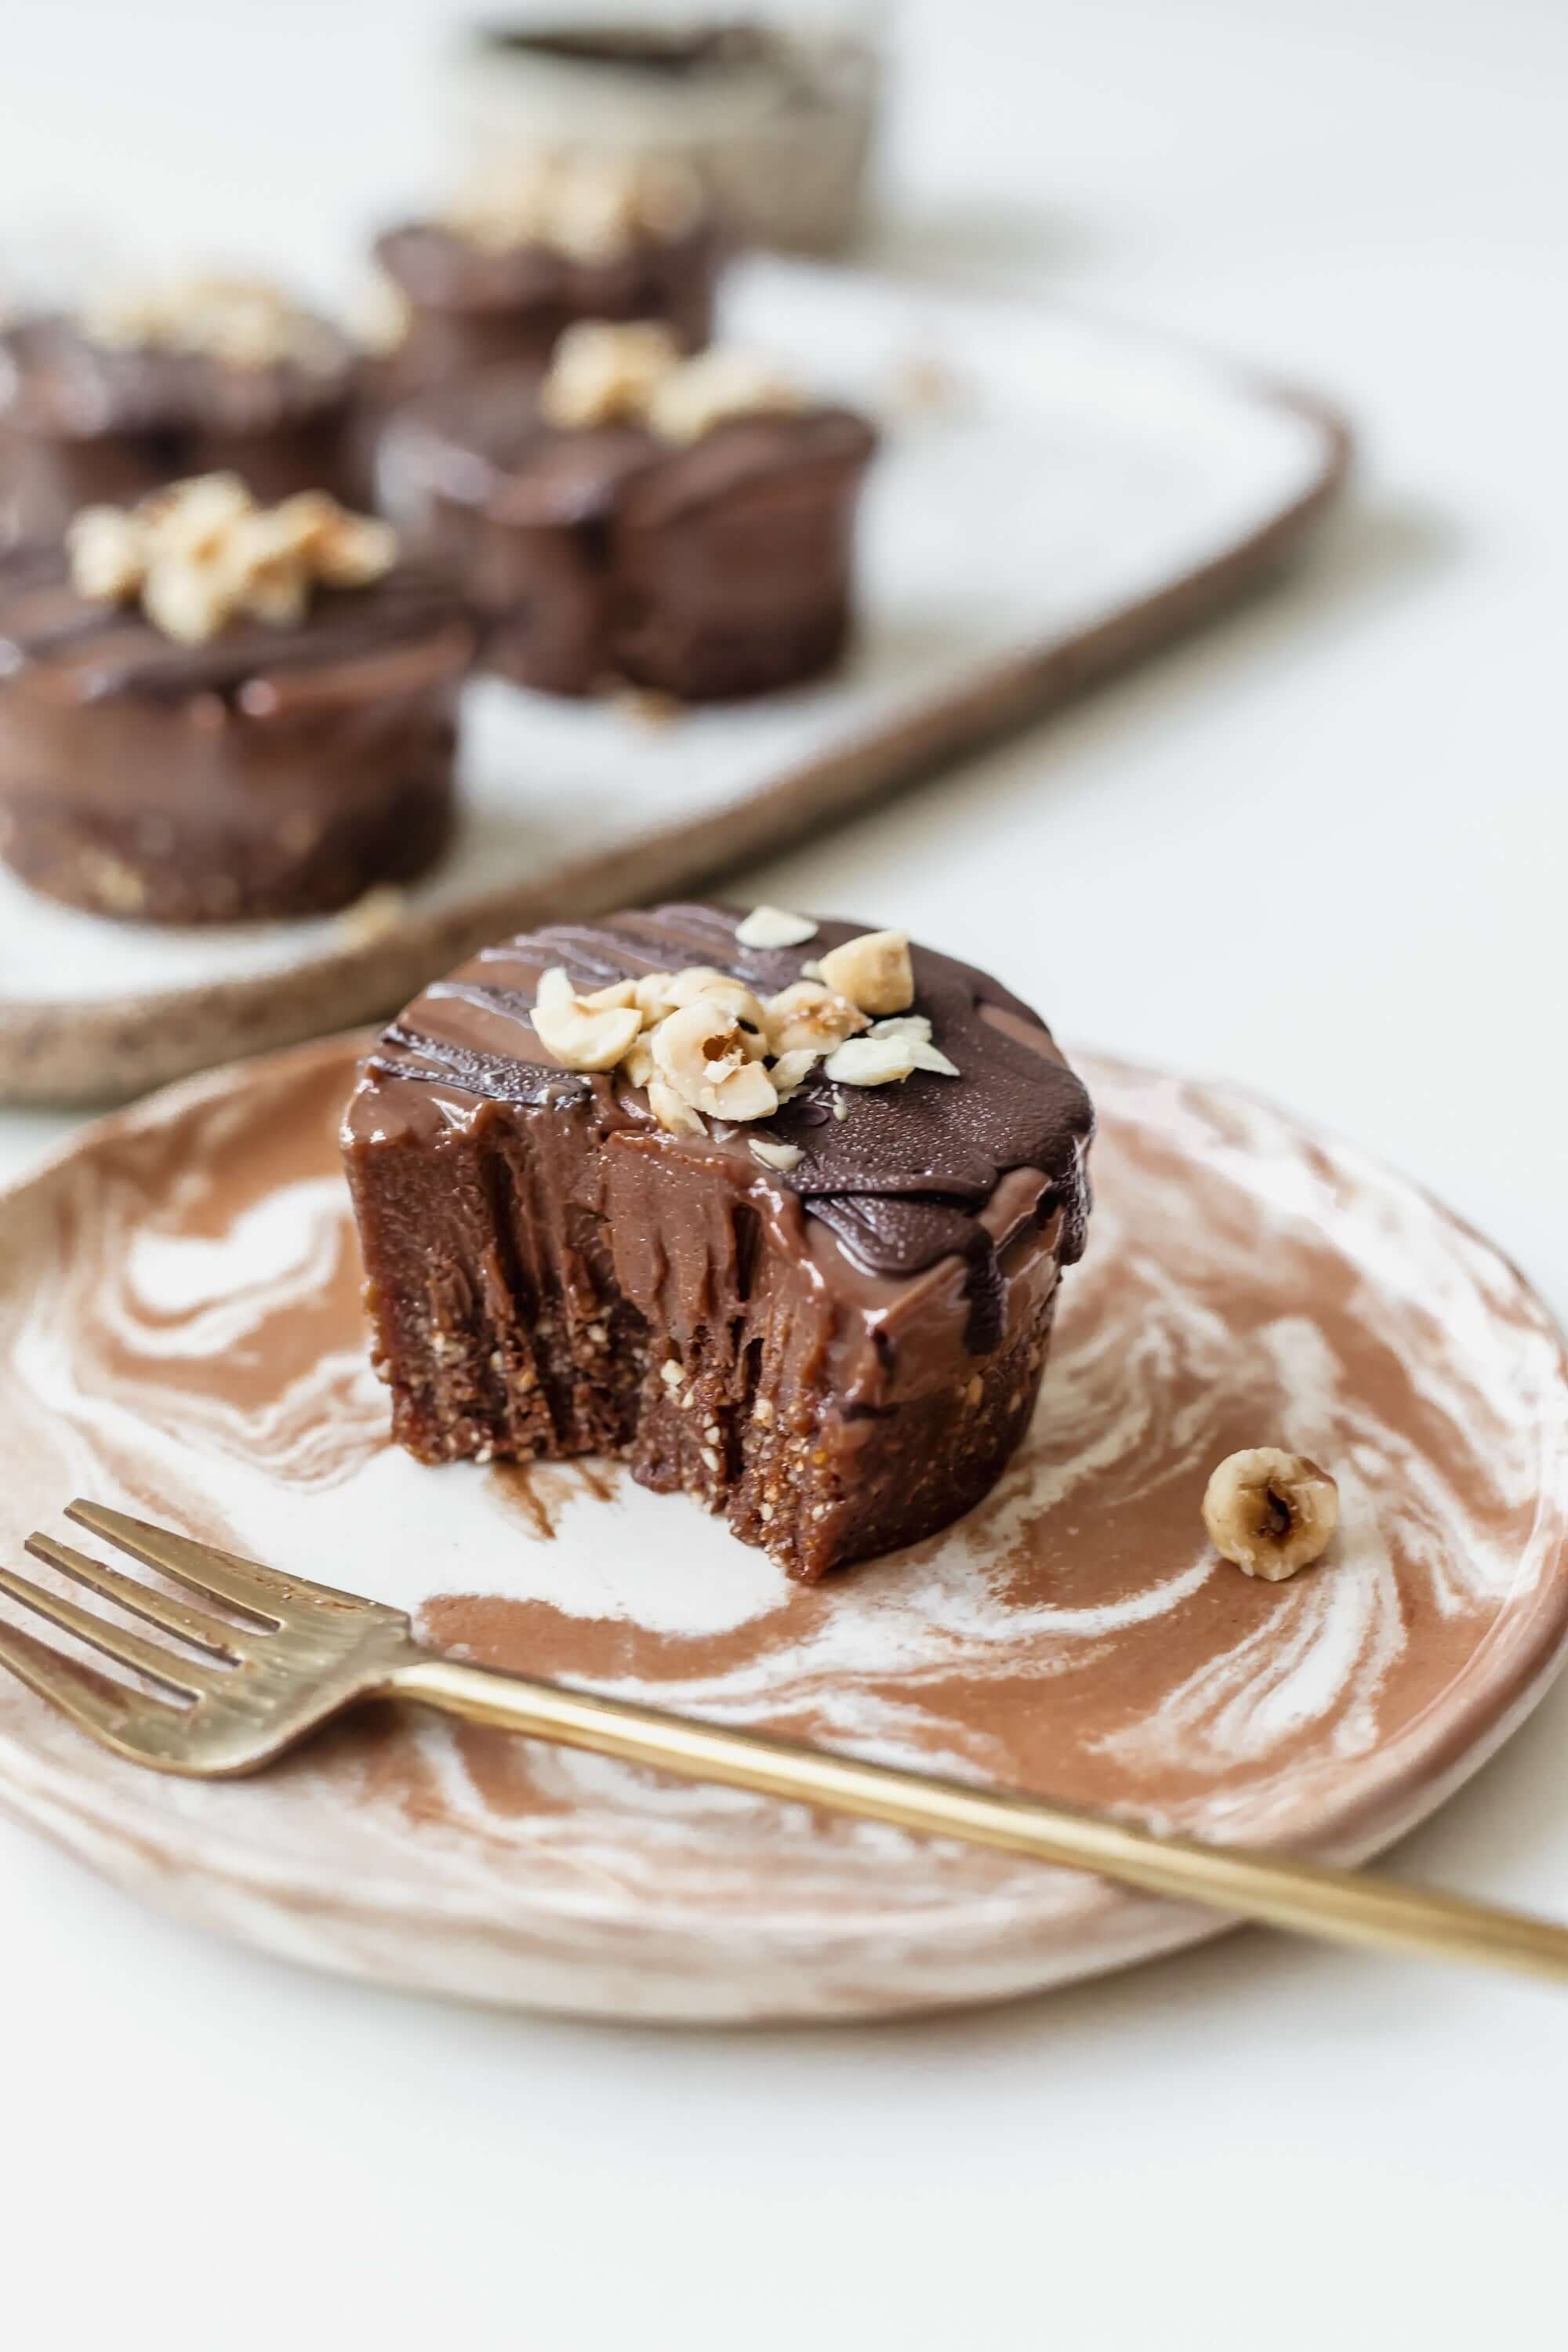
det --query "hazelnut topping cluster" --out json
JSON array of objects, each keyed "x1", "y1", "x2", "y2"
[
  {"x1": 67, "y1": 475, "x2": 398, "y2": 647},
  {"x1": 445, "y1": 151, "x2": 707, "y2": 263},
  {"x1": 539, "y1": 321, "x2": 804, "y2": 443},
  {"x1": 528, "y1": 912, "x2": 960, "y2": 1163},
  {"x1": 78, "y1": 274, "x2": 341, "y2": 373}
]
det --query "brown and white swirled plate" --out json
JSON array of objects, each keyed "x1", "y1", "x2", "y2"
[{"x1": 0, "y1": 1038, "x2": 1564, "y2": 2023}]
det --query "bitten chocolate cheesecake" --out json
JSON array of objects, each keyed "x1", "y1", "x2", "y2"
[
  {"x1": 0, "y1": 476, "x2": 474, "y2": 924},
  {"x1": 0, "y1": 276, "x2": 360, "y2": 549},
  {"x1": 343, "y1": 904, "x2": 1094, "y2": 1581},
  {"x1": 380, "y1": 323, "x2": 877, "y2": 699},
  {"x1": 368, "y1": 152, "x2": 720, "y2": 405}
]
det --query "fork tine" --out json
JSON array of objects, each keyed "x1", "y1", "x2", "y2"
[
  {"x1": 66, "y1": 1499, "x2": 379, "y2": 1621},
  {"x1": 26, "y1": 1532, "x2": 242, "y2": 1659},
  {"x1": 64, "y1": 1501, "x2": 294, "y2": 1623},
  {"x1": 0, "y1": 1560, "x2": 220, "y2": 1699},
  {"x1": 0, "y1": 1616, "x2": 165, "y2": 1746}
]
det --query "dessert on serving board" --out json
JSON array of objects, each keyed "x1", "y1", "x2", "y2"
[
  {"x1": 0, "y1": 275, "x2": 361, "y2": 549},
  {"x1": 381, "y1": 323, "x2": 877, "y2": 698},
  {"x1": 0, "y1": 477, "x2": 473, "y2": 923}
]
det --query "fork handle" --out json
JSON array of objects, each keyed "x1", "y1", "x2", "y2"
[{"x1": 391, "y1": 1653, "x2": 1568, "y2": 1986}]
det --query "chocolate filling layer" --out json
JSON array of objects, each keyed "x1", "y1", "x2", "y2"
[{"x1": 365, "y1": 905, "x2": 1094, "y2": 1344}]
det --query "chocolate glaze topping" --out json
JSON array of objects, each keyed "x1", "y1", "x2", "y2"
[
  {"x1": 0, "y1": 314, "x2": 355, "y2": 441},
  {"x1": 364, "y1": 904, "x2": 1095, "y2": 1348},
  {"x1": 375, "y1": 220, "x2": 717, "y2": 319},
  {"x1": 388, "y1": 367, "x2": 877, "y2": 529},
  {"x1": 0, "y1": 544, "x2": 471, "y2": 704}
]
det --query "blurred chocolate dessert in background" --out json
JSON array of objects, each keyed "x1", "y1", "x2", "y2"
[
  {"x1": 0, "y1": 276, "x2": 361, "y2": 549},
  {"x1": 367, "y1": 148, "x2": 722, "y2": 408},
  {"x1": 379, "y1": 321, "x2": 876, "y2": 699},
  {"x1": 0, "y1": 476, "x2": 474, "y2": 924}
]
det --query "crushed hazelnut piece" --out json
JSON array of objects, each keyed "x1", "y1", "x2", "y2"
[
  {"x1": 66, "y1": 506, "x2": 147, "y2": 602},
  {"x1": 818, "y1": 930, "x2": 915, "y2": 1017},
  {"x1": 447, "y1": 151, "x2": 706, "y2": 260},
  {"x1": 764, "y1": 981, "x2": 868, "y2": 1055},
  {"x1": 530, "y1": 964, "x2": 643, "y2": 1072},
  {"x1": 822, "y1": 1034, "x2": 918, "y2": 1087},
  {"x1": 662, "y1": 971, "x2": 770, "y2": 1053},
  {"x1": 1202, "y1": 1450, "x2": 1339, "y2": 1582},
  {"x1": 647, "y1": 1078, "x2": 708, "y2": 1137},
  {"x1": 660, "y1": 1359, "x2": 684, "y2": 1389},
  {"x1": 79, "y1": 274, "x2": 335, "y2": 372},
  {"x1": 141, "y1": 557, "x2": 235, "y2": 648},
  {"x1": 866, "y1": 1011, "x2": 958, "y2": 1075},
  {"x1": 141, "y1": 471, "x2": 253, "y2": 562},
  {"x1": 67, "y1": 476, "x2": 398, "y2": 647},
  {"x1": 633, "y1": 971, "x2": 678, "y2": 1025},
  {"x1": 652, "y1": 1000, "x2": 780, "y2": 1122},
  {"x1": 749, "y1": 1138, "x2": 804, "y2": 1174},
  {"x1": 622, "y1": 1038, "x2": 657, "y2": 1089},
  {"x1": 540, "y1": 320, "x2": 683, "y2": 430},
  {"x1": 735, "y1": 905, "x2": 818, "y2": 949},
  {"x1": 770, "y1": 1048, "x2": 820, "y2": 1100},
  {"x1": 664, "y1": 966, "x2": 731, "y2": 1007},
  {"x1": 583, "y1": 978, "x2": 640, "y2": 1011},
  {"x1": 644, "y1": 349, "x2": 804, "y2": 445}
]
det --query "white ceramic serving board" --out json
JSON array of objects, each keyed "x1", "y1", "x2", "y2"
[{"x1": 0, "y1": 260, "x2": 1347, "y2": 1100}]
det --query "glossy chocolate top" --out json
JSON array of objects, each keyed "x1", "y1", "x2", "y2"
[
  {"x1": 0, "y1": 314, "x2": 358, "y2": 442},
  {"x1": 351, "y1": 905, "x2": 1095, "y2": 1334},
  {"x1": 374, "y1": 219, "x2": 718, "y2": 318},
  {"x1": 387, "y1": 363, "x2": 877, "y2": 527},
  {"x1": 0, "y1": 544, "x2": 474, "y2": 706}
]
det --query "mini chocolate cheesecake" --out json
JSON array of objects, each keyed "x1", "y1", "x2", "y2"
[
  {"x1": 368, "y1": 153, "x2": 720, "y2": 405},
  {"x1": 380, "y1": 327, "x2": 877, "y2": 699},
  {"x1": 343, "y1": 904, "x2": 1094, "y2": 1581},
  {"x1": 0, "y1": 479, "x2": 474, "y2": 924},
  {"x1": 0, "y1": 279, "x2": 360, "y2": 549}
]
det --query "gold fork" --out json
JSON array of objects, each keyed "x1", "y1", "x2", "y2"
[{"x1": 3, "y1": 1497, "x2": 1567, "y2": 1987}]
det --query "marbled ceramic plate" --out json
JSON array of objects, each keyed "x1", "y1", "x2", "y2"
[{"x1": 0, "y1": 1037, "x2": 1563, "y2": 2022}]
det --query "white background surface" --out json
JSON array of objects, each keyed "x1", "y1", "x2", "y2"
[{"x1": 1, "y1": 2, "x2": 1566, "y2": 2344}]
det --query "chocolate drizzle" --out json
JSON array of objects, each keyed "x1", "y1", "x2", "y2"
[
  {"x1": 0, "y1": 545, "x2": 471, "y2": 704},
  {"x1": 384, "y1": 365, "x2": 877, "y2": 535},
  {"x1": 375, "y1": 219, "x2": 717, "y2": 320},
  {"x1": 0, "y1": 313, "x2": 355, "y2": 441},
  {"x1": 358, "y1": 904, "x2": 1096, "y2": 1341}
]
